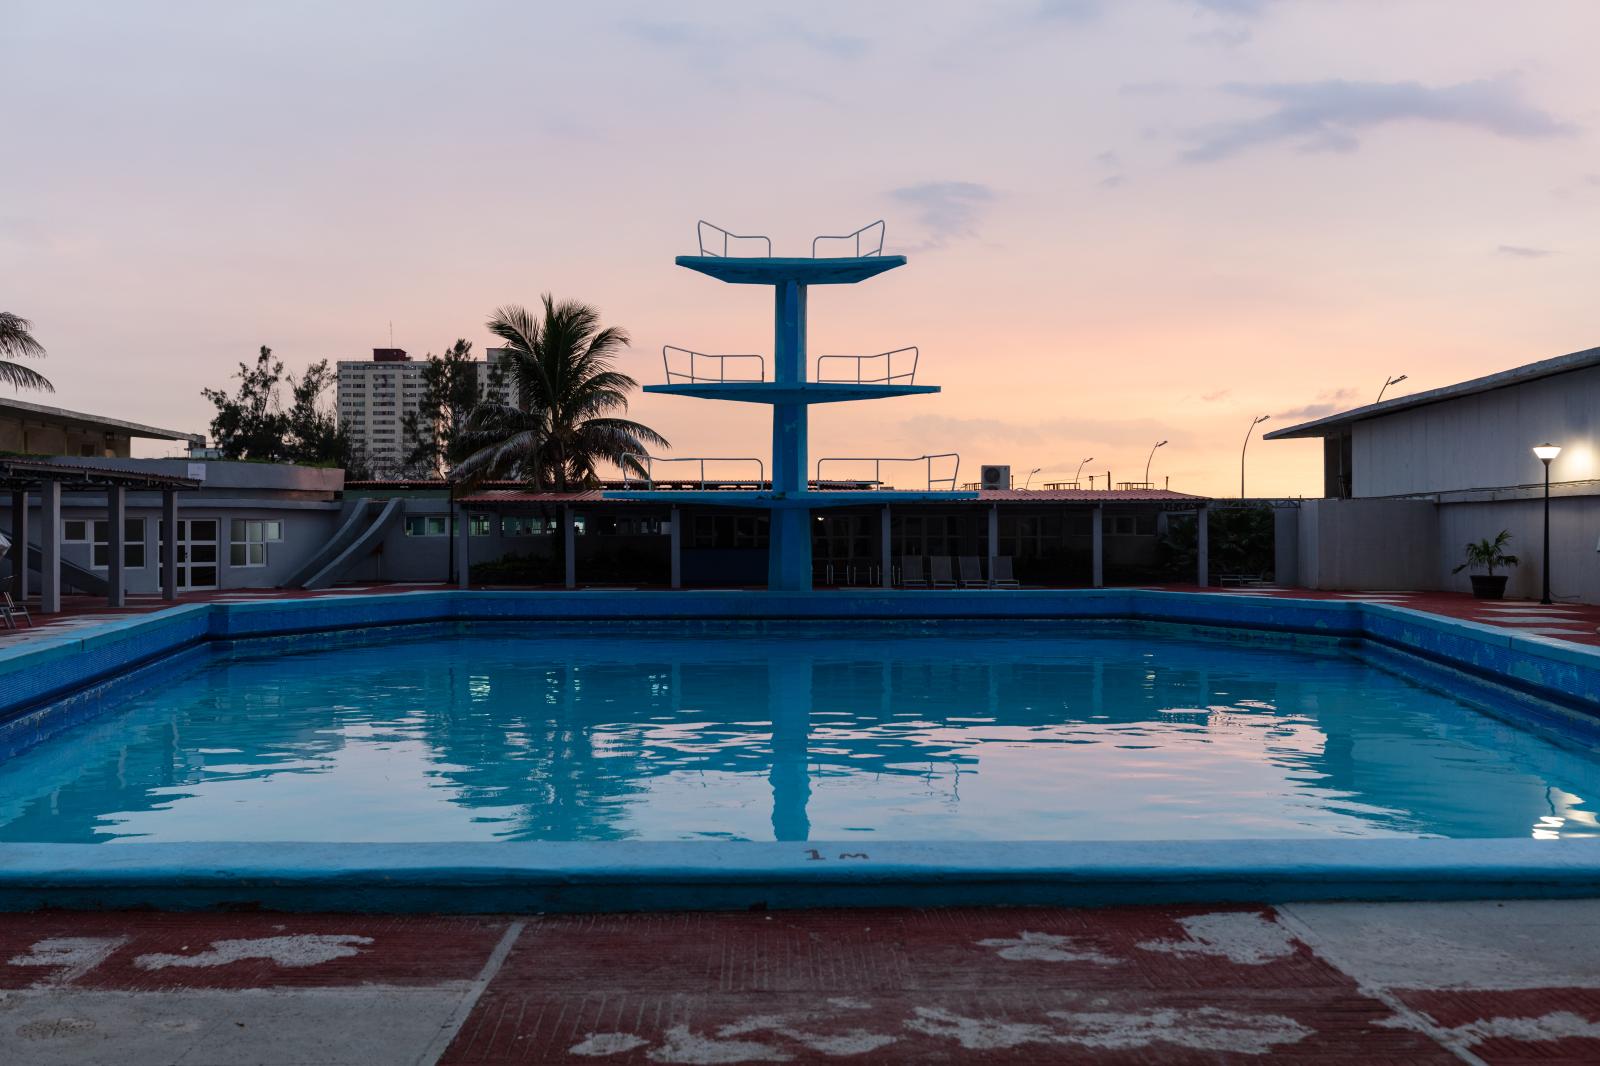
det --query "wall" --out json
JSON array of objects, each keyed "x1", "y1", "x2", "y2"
[
  {"x1": 0, "y1": 414, "x2": 130, "y2": 458},
  {"x1": 0, "y1": 495, "x2": 340, "y2": 593},
  {"x1": 1353, "y1": 367, "x2": 1600, "y2": 497},
  {"x1": 1436, "y1": 496, "x2": 1600, "y2": 603},
  {"x1": 1296, "y1": 499, "x2": 1439, "y2": 590}
]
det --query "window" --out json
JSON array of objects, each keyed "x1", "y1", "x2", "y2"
[
  {"x1": 404, "y1": 515, "x2": 449, "y2": 537},
  {"x1": 229, "y1": 518, "x2": 283, "y2": 567},
  {"x1": 469, "y1": 514, "x2": 493, "y2": 536},
  {"x1": 501, "y1": 515, "x2": 555, "y2": 536},
  {"x1": 692, "y1": 514, "x2": 769, "y2": 549},
  {"x1": 88, "y1": 518, "x2": 146, "y2": 568},
  {"x1": 1107, "y1": 514, "x2": 1156, "y2": 537}
]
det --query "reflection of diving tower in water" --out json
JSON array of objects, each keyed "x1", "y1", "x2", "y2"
[{"x1": 607, "y1": 220, "x2": 976, "y2": 590}]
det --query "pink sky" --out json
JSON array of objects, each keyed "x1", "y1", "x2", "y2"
[{"x1": 5, "y1": 1, "x2": 1598, "y2": 496}]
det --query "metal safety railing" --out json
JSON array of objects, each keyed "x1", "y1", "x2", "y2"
[
  {"x1": 622, "y1": 454, "x2": 766, "y2": 490},
  {"x1": 814, "y1": 453, "x2": 960, "y2": 491},
  {"x1": 662, "y1": 346, "x2": 766, "y2": 384},
  {"x1": 815, "y1": 346, "x2": 918, "y2": 385},
  {"x1": 812, "y1": 219, "x2": 885, "y2": 258},
  {"x1": 696, "y1": 220, "x2": 772, "y2": 258}
]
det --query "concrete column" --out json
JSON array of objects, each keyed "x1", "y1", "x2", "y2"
[
  {"x1": 670, "y1": 507, "x2": 682, "y2": 589},
  {"x1": 10, "y1": 489, "x2": 27, "y2": 601},
  {"x1": 161, "y1": 489, "x2": 178, "y2": 601},
  {"x1": 39, "y1": 479, "x2": 61, "y2": 614},
  {"x1": 1091, "y1": 505, "x2": 1104, "y2": 588},
  {"x1": 563, "y1": 505, "x2": 576, "y2": 589},
  {"x1": 880, "y1": 505, "x2": 892, "y2": 589},
  {"x1": 106, "y1": 485, "x2": 126, "y2": 608},
  {"x1": 456, "y1": 505, "x2": 470, "y2": 589},
  {"x1": 1196, "y1": 504, "x2": 1210, "y2": 587},
  {"x1": 987, "y1": 504, "x2": 999, "y2": 585}
]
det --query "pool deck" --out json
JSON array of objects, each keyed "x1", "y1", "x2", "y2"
[
  {"x1": 4, "y1": 899, "x2": 1600, "y2": 1063},
  {"x1": 7, "y1": 580, "x2": 1600, "y2": 647}
]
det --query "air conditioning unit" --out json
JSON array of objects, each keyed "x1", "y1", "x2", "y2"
[{"x1": 980, "y1": 464, "x2": 1011, "y2": 490}]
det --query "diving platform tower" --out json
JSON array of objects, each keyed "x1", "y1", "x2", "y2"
[{"x1": 606, "y1": 220, "x2": 975, "y2": 591}]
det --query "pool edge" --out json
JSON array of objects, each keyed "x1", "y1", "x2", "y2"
[{"x1": 0, "y1": 839, "x2": 1596, "y2": 913}]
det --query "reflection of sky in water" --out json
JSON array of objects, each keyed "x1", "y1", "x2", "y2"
[{"x1": 0, "y1": 623, "x2": 1596, "y2": 844}]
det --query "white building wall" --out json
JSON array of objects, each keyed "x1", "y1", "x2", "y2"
[{"x1": 1353, "y1": 367, "x2": 1600, "y2": 497}]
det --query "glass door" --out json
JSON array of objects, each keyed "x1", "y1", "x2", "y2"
[{"x1": 159, "y1": 518, "x2": 220, "y2": 590}]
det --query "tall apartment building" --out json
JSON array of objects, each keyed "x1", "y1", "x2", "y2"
[
  {"x1": 481, "y1": 347, "x2": 518, "y2": 407},
  {"x1": 336, "y1": 348, "x2": 425, "y2": 475}
]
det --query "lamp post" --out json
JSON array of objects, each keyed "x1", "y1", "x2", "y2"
[
  {"x1": 1074, "y1": 456, "x2": 1094, "y2": 487},
  {"x1": 1533, "y1": 443, "x2": 1561, "y2": 604},
  {"x1": 1023, "y1": 467, "x2": 1041, "y2": 490},
  {"x1": 1240, "y1": 415, "x2": 1269, "y2": 498},
  {"x1": 1377, "y1": 374, "x2": 1408, "y2": 404},
  {"x1": 1144, "y1": 440, "x2": 1167, "y2": 487}
]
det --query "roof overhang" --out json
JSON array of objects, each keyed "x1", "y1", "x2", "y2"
[
  {"x1": 0, "y1": 458, "x2": 202, "y2": 492},
  {"x1": 1265, "y1": 345, "x2": 1600, "y2": 440},
  {"x1": 0, "y1": 397, "x2": 205, "y2": 444}
]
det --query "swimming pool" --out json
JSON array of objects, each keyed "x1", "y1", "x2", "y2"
[
  {"x1": 3, "y1": 621, "x2": 1596, "y2": 846},
  {"x1": 4, "y1": 590, "x2": 1600, "y2": 912}
]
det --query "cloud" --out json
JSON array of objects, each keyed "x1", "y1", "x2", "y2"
[
  {"x1": 1275, "y1": 387, "x2": 1360, "y2": 421},
  {"x1": 1031, "y1": 0, "x2": 1105, "y2": 24},
  {"x1": 622, "y1": 17, "x2": 869, "y2": 62},
  {"x1": 1179, "y1": 78, "x2": 1575, "y2": 163},
  {"x1": 1190, "y1": 26, "x2": 1252, "y2": 48},
  {"x1": 888, "y1": 181, "x2": 998, "y2": 251},
  {"x1": 1496, "y1": 244, "x2": 1555, "y2": 258},
  {"x1": 1188, "y1": 0, "x2": 1275, "y2": 15}
]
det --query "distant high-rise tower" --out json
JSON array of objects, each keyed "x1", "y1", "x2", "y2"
[{"x1": 336, "y1": 348, "x2": 425, "y2": 476}]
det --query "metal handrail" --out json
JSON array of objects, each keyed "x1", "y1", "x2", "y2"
[
  {"x1": 662, "y1": 346, "x2": 766, "y2": 384},
  {"x1": 696, "y1": 220, "x2": 772, "y2": 258},
  {"x1": 812, "y1": 220, "x2": 885, "y2": 258},
  {"x1": 814, "y1": 453, "x2": 960, "y2": 491},
  {"x1": 622, "y1": 454, "x2": 766, "y2": 490},
  {"x1": 815, "y1": 346, "x2": 918, "y2": 385}
]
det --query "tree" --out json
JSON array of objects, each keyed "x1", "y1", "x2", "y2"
[
  {"x1": 0, "y1": 312, "x2": 52, "y2": 393},
  {"x1": 401, "y1": 339, "x2": 496, "y2": 477},
  {"x1": 452, "y1": 297, "x2": 667, "y2": 490},
  {"x1": 202, "y1": 345, "x2": 354, "y2": 467}
]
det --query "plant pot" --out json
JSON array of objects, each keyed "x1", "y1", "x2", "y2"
[{"x1": 1469, "y1": 574, "x2": 1508, "y2": 600}]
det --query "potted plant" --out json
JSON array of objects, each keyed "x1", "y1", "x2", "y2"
[{"x1": 1453, "y1": 530, "x2": 1518, "y2": 600}]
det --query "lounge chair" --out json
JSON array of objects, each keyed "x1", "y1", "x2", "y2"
[
  {"x1": 957, "y1": 556, "x2": 988, "y2": 588},
  {"x1": 990, "y1": 556, "x2": 1021, "y2": 589},
  {"x1": 928, "y1": 556, "x2": 958, "y2": 589},
  {"x1": 1, "y1": 592, "x2": 31, "y2": 629},
  {"x1": 900, "y1": 555, "x2": 927, "y2": 588}
]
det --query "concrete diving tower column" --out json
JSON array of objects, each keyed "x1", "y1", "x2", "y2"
[
  {"x1": 769, "y1": 276, "x2": 809, "y2": 591},
  {"x1": 671, "y1": 253, "x2": 910, "y2": 592}
]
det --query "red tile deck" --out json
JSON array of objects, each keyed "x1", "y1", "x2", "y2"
[{"x1": 5, "y1": 902, "x2": 1600, "y2": 1063}]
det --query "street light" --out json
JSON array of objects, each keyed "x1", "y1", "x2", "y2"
[
  {"x1": 1074, "y1": 456, "x2": 1094, "y2": 486},
  {"x1": 1023, "y1": 467, "x2": 1041, "y2": 490},
  {"x1": 1534, "y1": 443, "x2": 1561, "y2": 604},
  {"x1": 1376, "y1": 374, "x2": 1408, "y2": 404},
  {"x1": 1144, "y1": 440, "x2": 1168, "y2": 487},
  {"x1": 1241, "y1": 415, "x2": 1269, "y2": 498}
]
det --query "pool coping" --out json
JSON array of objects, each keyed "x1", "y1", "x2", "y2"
[{"x1": 2, "y1": 589, "x2": 1599, "y2": 912}]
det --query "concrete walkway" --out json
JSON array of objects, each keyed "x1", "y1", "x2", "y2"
[{"x1": 3, "y1": 901, "x2": 1599, "y2": 1063}]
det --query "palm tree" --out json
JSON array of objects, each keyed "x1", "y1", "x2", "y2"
[
  {"x1": 452, "y1": 296, "x2": 667, "y2": 490},
  {"x1": 0, "y1": 313, "x2": 51, "y2": 393}
]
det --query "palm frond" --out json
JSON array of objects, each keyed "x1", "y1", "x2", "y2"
[{"x1": 0, "y1": 359, "x2": 53, "y2": 392}]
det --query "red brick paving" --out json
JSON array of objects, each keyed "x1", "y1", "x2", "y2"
[
  {"x1": 7, "y1": 903, "x2": 1600, "y2": 1062},
  {"x1": 440, "y1": 907, "x2": 1455, "y2": 1064}
]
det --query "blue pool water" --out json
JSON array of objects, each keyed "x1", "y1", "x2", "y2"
[{"x1": 1, "y1": 622, "x2": 1596, "y2": 844}]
